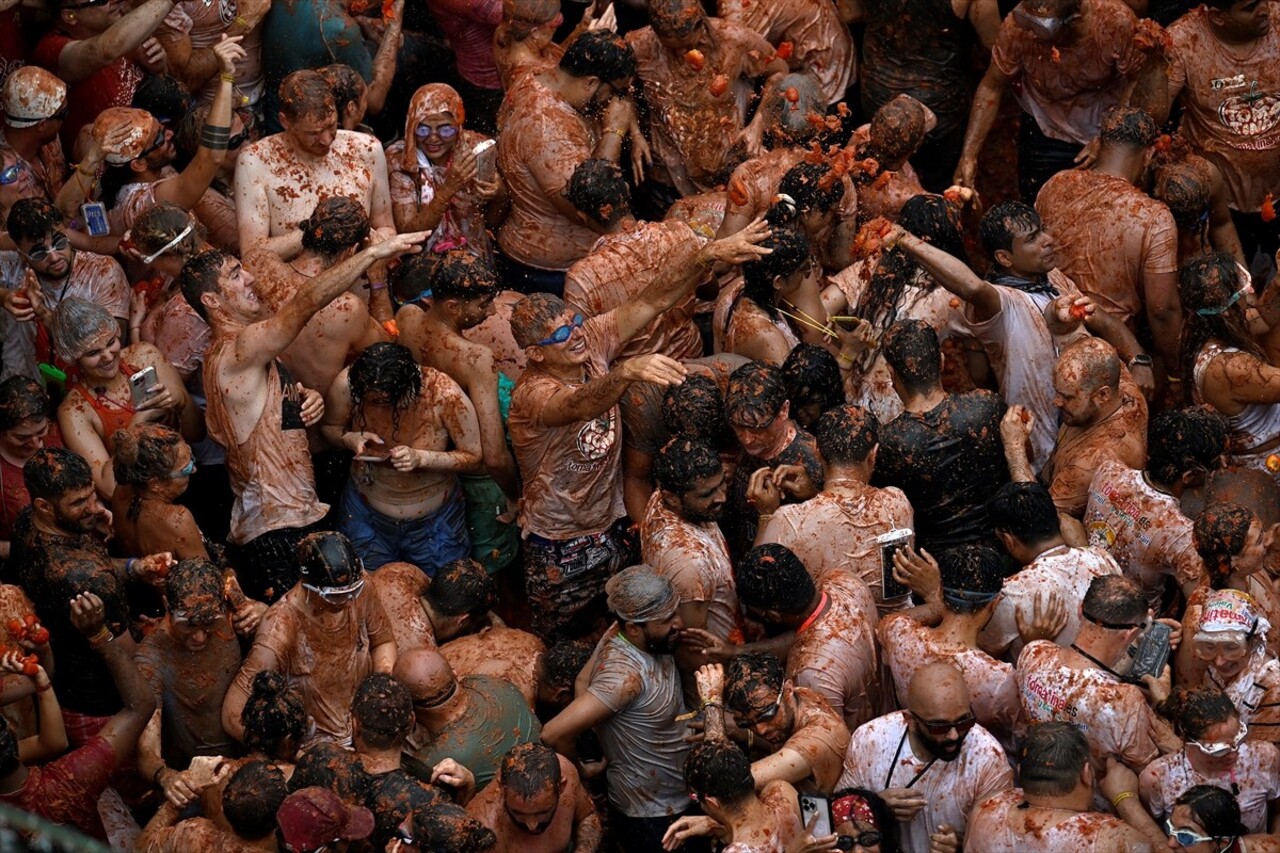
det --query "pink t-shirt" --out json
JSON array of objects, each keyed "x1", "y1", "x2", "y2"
[{"x1": 426, "y1": 0, "x2": 503, "y2": 89}]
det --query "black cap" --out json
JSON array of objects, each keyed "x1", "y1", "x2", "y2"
[{"x1": 296, "y1": 531, "x2": 362, "y2": 587}]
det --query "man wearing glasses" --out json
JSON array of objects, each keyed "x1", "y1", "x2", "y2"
[
  {"x1": 838, "y1": 662, "x2": 1012, "y2": 852},
  {"x1": 1016, "y1": 574, "x2": 1175, "y2": 776},
  {"x1": 222, "y1": 531, "x2": 396, "y2": 747}
]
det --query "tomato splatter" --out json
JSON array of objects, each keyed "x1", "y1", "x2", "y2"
[
  {"x1": 1069, "y1": 302, "x2": 1090, "y2": 320},
  {"x1": 1263, "y1": 193, "x2": 1276, "y2": 223},
  {"x1": 709, "y1": 74, "x2": 728, "y2": 97},
  {"x1": 684, "y1": 49, "x2": 705, "y2": 71},
  {"x1": 775, "y1": 41, "x2": 793, "y2": 61}
]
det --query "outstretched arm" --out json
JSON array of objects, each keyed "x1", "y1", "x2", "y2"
[
  {"x1": 70, "y1": 593, "x2": 155, "y2": 765},
  {"x1": 892, "y1": 227, "x2": 1003, "y2": 322},
  {"x1": 56, "y1": 0, "x2": 177, "y2": 83},
  {"x1": 954, "y1": 62, "x2": 1009, "y2": 189}
]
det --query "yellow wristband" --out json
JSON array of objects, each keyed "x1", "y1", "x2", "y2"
[
  {"x1": 1110, "y1": 791, "x2": 1136, "y2": 809},
  {"x1": 220, "y1": 73, "x2": 236, "y2": 83},
  {"x1": 234, "y1": 15, "x2": 248, "y2": 27},
  {"x1": 607, "y1": 127, "x2": 627, "y2": 140}
]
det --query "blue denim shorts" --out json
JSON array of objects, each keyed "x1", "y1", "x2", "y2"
[{"x1": 338, "y1": 481, "x2": 470, "y2": 576}]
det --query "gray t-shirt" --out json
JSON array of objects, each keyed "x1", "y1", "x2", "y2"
[{"x1": 587, "y1": 632, "x2": 690, "y2": 817}]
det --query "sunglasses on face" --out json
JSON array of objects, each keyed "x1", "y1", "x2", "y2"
[
  {"x1": 414, "y1": 124, "x2": 458, "y2": 140},
  {"x1": 1190, "y1": 723, "x2": 1247, "y2": 757},
  {"x1": 835, "y1": 832, "x2": 882, "y2": 850},
  {"x1": 227, "y1": 127, "x2": 250, "y2": 150},
  {"x1": 0, "y1": 163, "x2": 26, "y2": 186},
  {"x1": 301, "y1": 576, "x2": 365, "y2": 605},
  {"x1": 1165, "y1": 819, "x2": 1219, "y2": 847},
  {"x1": 738, "y1": 684, "x2": 784, "y2": 727},
  {"x1": 916, "y1": 712, "x2": 977, "y2": 737},
  {"x1": 136, "y1": 127, "x2": 167, "y2": 161},
  {"x1": 22, "y1": 233, "x2": 69, "y2": 263},
  {"x1": 534, "y1": 313, "x2": 584, "y2": 346}
]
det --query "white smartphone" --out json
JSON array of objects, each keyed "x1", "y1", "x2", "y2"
[
  {"x1": 798, "y1": 793, "x2": 833, "y2": 839},
  {"x1": 474, "y1": 139, "x2": 497, "y2": 183},
  {"x1": 878, "y1": 528, "x2": 914, "y2": 601},
  {"x1": 129, "y1": 365, "x2": 158, "y2": 407}
]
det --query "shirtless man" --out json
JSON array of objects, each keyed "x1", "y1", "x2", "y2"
[
  {"x1": 245, "y1": 196, "x2": 387, "y2": 394},
  {"x1": 1039, "y1": 339, "x2": 1148, "y2": 518},
  {"x1": 1084, "y1": 408, "x2": 1225, "y2": 608},
  {"x1": 368, "y1": 557, "x2": 498, "y2": 652},
  {"x1": 465, "y1": 743, "x2": 602, "y2": 853},
  {"x1": 176, "y1": 230, "x2": 426, "y2": 601},
  {"x1": 966, "y1": 722, "x2": 1166, "y2": 852},
  {"x1": 837, "y1": 663, "x2": 1011, "y2": 852},
  {"x1": 755, "y1": 403, "x2": 914, "y2": 612},
  {"x1": 850, "y1": 95, "x2": 936, "y2": 224},
  {"x1": 662, "y1": 741, "x2": 805, "y2": 851},
  {"x1": 1035, "y1": 106, "x2": 1182, "y2": 370},
  {"x1": 712, "y1": 656, "x2": 850, "y2": 795},
  {"x1": 323, "y1": 342, "x2": 482, "y2": 574},
  {"x1": 396, "y1": 250, "x2": 520, "y2": 572},
  {"x1": 233, "y1": 69, "x2": 395, "y2": 260}
]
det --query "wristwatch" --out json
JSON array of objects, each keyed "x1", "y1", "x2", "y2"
[{"x1": 1129, "y1": 353, "x2": 1153, "y2": 368}]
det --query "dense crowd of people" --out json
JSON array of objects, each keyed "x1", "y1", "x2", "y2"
[{"x1": 0, "y1": 0, "x2": 1277, "y2": 848}]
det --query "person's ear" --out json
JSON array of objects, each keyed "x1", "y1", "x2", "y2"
[
  {"x1": 277, "y1": 112, "x2": 289, "y2": 132},
  {"x1": 32, "y1": 496, "x2": 53, "y2": 518},
  {"x1": 778, "y1": 400, "x2": 790, "y2": 421},
  {"x1": 60, "y1": 9, "x2": 76, "y2": 26},
  {"x1": 130, "y1": 157, "x2": 147, "y2": 174},
  {"x1": 1081, "y1": 761, "x2": 1094, "y2": 789},
  {"x1": 867, "y1": 444, "x2": 879, "y2": 470},
  {"x1": 659, "y1": 488, "x2": 682, "y2": 514},
  {"x1": 525, "y1": 346, "x2": 545, "y2": 364},
  {"x1": 993, "y1": 248, "x2": 1014, "y2": 269},
  {"x1": 557, "y1": 776, "x2": 568, "y2": 795},
  {"x1": 994, "y1": 529, "x2": 1017, "y2": 555},
  {"x1": 200, "y1": 290, "x2": 220, "y2": 314}
]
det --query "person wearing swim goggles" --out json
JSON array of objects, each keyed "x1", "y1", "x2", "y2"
[{"x1": 1166, "y1": 785, "x2": 1255, "y2": 853}]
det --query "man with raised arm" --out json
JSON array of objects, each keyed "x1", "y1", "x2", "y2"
[{"x1": 176, "y1": 229, "x2": 427, "y2": 601}]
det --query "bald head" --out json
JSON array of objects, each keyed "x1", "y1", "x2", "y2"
[
  {"x1": 1055, "y1": 338, "x2": 1121, "y2": 396},
  {"x1": 393, "y1": 648, "x2": 456, "y2": 709},
  {"x1": 907, "y1": 662, "x2": 970, "y2": 720}
]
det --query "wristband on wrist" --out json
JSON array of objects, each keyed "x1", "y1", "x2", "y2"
[
  {"x1": 366, "y1": 281, "x2": 388, "y2": 291},
  {"x1": 35, "y1": 681, "x2": 52, "y2": 693},
  {"x1": 200, "y1": 125, "x2": 231, "y2": 150},
  {"x1": 701, "y1": 699, "x2": 721, "y2": 709},
  {"x1": 153, "y1": 766, "x2": 166, "y2": 786},
  {"x1": 88, "y1": 627, "x2": 112, "y2": 649},
  {"x1": 219, "y1": 72, "x2": 236, "y2": 83},
  {"x1": 234, "y1": 15, "x2": 248, "y2": 27},
  {"x1": 1110, "y1": 791, "x2": 1136, "y2": 809},
  {"x1": 607, "y1": 127, "x2": 627, "y2": 140},
  {"x1": 125, "y1": 558, "x2": 137, "y2": 578}
]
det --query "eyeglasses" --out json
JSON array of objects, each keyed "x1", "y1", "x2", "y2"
[
  {"x1": 534, "y1": 313, "x2": 584, "y2": 346},
  {"x1": 1190, "y1": 723, "x2": 1247, "y2": 757},
  {"x1": 1083, "y1": 612, "x2": 1145, "y2": 632},
  {"x1": 729, "y1": 409, "x2": 781, "y2": 432},
  {"x1": 21, "y1": 234, "x2": 69, "y2": 263},
  {"x1": 301, "y1": 576, "x2": 365, "y2": 605},
  {"x1": 412, "y1": 678, "x2": 457, "y2": 710},
  {"x1": 227, "y1": 127, "x2": 250, "y2": 150},
  {"x1": 0, "y1": 163, "x2": 26, "y2": 186},
  {"x1": 1192, "y1": 638, "x2": 1251, "y2": 662},
  {"x1": 835, "y1": 832, "x2": 882, "y2": 851},
  {"x1": 1165, "y1": 818, "x2": 1220, "y2": 847},
  {"x1": 167, "y1": 459, "x2": 196, "y2": 479},
  {"x1": 737, "y1": 684, "x2": 784, "y2": 727},
  {"x1": 916, "y1": 711, "x2": 977, "y2": 737},
  {"x1": 136, "y1": 127, "x2": 167, "y2": 161},
  {"x1": 414, "y1": 124, "x2": 458, "y2": 140}
]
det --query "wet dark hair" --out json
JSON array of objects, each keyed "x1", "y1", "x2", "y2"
[
  {"x1": 364, "y1": 770, "x2": 446, "y2": 850},
  {"x1": 392, "y1": 251, "x2": 438, "y2": 305},
  {"x1": 290, "y1": 741, "x2": 366, "y2": 802},
  {"x1": 510, "y1": 293, "x2": 567, "y2": 349},
  {"x1": 299, "y1": 196, "x2": 370, "y2": 257},
  {"x1": 565, "y1": 158, "x2": 631, "y2": 227},
  {"x1": 685, "y1": 741, "x2": 755, "y2": 805},
  {"x1": 1194, "y1": 502, "x2": 1257, "y2": 589},
  {"x1": 779, "y1": 162, "x2": 845, "y2": 215},
  {"x1": 661, "y1": 374, "x2": 733, "y2": 451},
  {"x1": 1099, "y1": 106, "x2": 1158, "y2": 148},
  {"x1": 1019, "y1": 722, "x2": 1090, "y2": 796},
  {"x1": 1179, "y1": 251, "x2": 1261, "y2": 386},
  {"x1": 648, "y1": 0, "x2": 704, "y2": 38},
  {"x1": 937, "y1": 544, "x2": 1006, "y2": 614},
  {"x1": 543, "y1": 639, "x2": 593, "y2": 689},
  {"x1": 1175, "y1": 785, "x2": 1249, "y2": 840},
  {"x1": 164, "y1": 558, "x2": 223, "y2": 619},
  {"x1": 297, "y1": 530, "x2": 362, "y2": 588},
  {"x1": 424, "y1": 558, "x2": 496, "y2": 617},
  {"x1": 867, "y1": 97, "x2": 929, "y2": 165},
  {"x1": 815, "y1": 404, "x2": 879, "y2": 466},
  {"x1": 989, "y1": 482, "x2": 1060, "y2": 544},
  {"x1": 223, "y1": 760, "x2": 288, "y2": 840},
  {"x1": 23, "y1": 446, "x2": 92, "y2": 502},
  {"x1": 853, "y1": 195, "x2": 962, "y2": 373},
  {"x1": 831, "y1": 788, "x2": 900, "y2": 852},
  {"x1": 741, "y1": 227, "x2": 811, "y2": 319},
  {"x1": 1159, "y1": 687, "x2": 1237, "y2": 741},
  {"x1": 353, "y1": 674, "x2": 414, "y2": 749},
  {"x1": 410, "y1": 803, "x2": 498, "y2": 853},
  {"x1": 0, "y1": 376, "x2": 50, "y2": 433},
  {"x1": 725, "y1": 361, "x2": 788, "y2": 426},
  {"x1": 1154, "y1": 163, "x2": 1212, "y2": 231},
  {"x1": 1147, "y1": 408, "x2": 1229, "y2": 486},
  {"x1": 736, "y1": 543, "x2": 815, "y2": 615},
  {"x1": 432, "y1": 250, "x2": 499, "y2": 303},
  {"x1": 980, "y1": 201, "x2": 1042, "y2": 258},
  {"x1": 1081, "y1": 574, "x2": 1147, "y2": 628},
  {"x1": 131, "y1": 74, "x2": 191, "y2": 125},
  {"x1": 6, "y1": 197, "x2": 64, "y2": 245},
  {"x1": 132, "y1": 202, "x2": 203, "y2": 262},
  {"x1": 653, "y1": 437, "x2": 722, "y2": 495},
  {"x1": 241, "y1": 671, "x2": 308, "y2": 758},
  {"x1": 319, "y1": 64, "x2": 366, "y2": 114},
  {"x1": 559, "y1": 30, "x2": 636, "y2": 83},
  {"x1": 349, "y1": 343, "x2": 423, "y2": 434},
  {"x1": 882, "y1": 319, "x2": 941, "y2": 394},
  {"x1": 279, "y1": 70, "x2": 336, "y2": 122},
  {"x1": 112, "y1": 422, "x2": 184, "y2": 520},
  {"x1": 500, "y1": 743, "x2": 562, "y2": 798},
  {"x1": 781, "y1": 345, "x2": 844, "y2": 426},
  {"x1": 178, "y1": 249, "x2": 232, "y2": 321},
  {"x1": 724, "y1": 651, "x2": 785, "y2": 714}
]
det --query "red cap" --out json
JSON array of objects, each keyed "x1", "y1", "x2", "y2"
[{"x1": 277, "y1": 787, "x2": 374, "y2": 851}]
